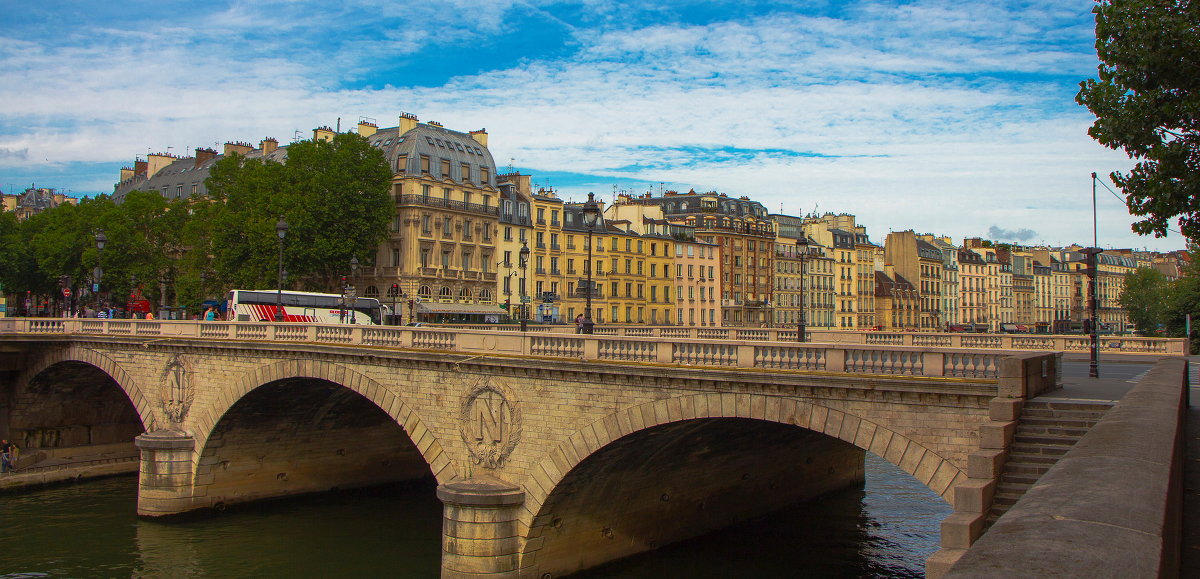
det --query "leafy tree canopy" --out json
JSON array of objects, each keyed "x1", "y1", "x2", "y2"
[
  {"x1": 202, "y1": 132, "x2": 393, "y2": 292},
  {"x1": 1076, "y1": 0, "x2": 1200, "y2": 239}
]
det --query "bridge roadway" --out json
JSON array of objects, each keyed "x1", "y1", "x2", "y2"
[{"x1": 0, "y1": 318, "x2": 1073, "y2": 577}]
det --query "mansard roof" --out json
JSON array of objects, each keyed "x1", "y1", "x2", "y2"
[{"x1": 114, "y1": 119, "x2": 498, "y2": 203}]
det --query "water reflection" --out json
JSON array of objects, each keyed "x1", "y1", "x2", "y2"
[
  {"x1": 0, "y1": 454, "x2": 947, "y2": 578},
  {"x1": 573, "y1": 453, "x2": 948, "y2": 578}
]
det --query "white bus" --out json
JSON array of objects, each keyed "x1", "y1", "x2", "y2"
[{"x1": 224, "y1": 290, "x2": 388, "y2": 325}]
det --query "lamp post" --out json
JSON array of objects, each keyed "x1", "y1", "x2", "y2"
[
  {"x1": 274, "y1": 217, "x2": 288, "y2": 322},
  {"x1": 1082, "y1": 247, "x2": 1103, "y2": 378},
  {"x1": 795, "y1": 236, "x2": 814, "y2": 343},
  {"x1": 390, "y1": 283, "x2": 400, "y2": 326},
  {"x1": 94, "y1": 230, "x2": 106, "y2": 310},
  {"x1": 519, "y1": 243, "x2": 530, "y2": 332},
  {"x1": 580, "y1": 192, "x2": 602, "y2": 334},
  {"x1": 342, "y1": 256, "x2": 359, "y2": 324}
]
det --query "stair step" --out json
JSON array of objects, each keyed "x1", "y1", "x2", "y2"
[
  {"x1": 1007, "y1": 451, "x2": 1061, "y2": 463},
  {"x1": 992, "y1": 494, "x2": 1022, "y2": 506},
  {"x1": 1019, "y1": 408, "x2": 1109, "y2": 422},
  {"x1": 1013, "y1": 434, "x2": 1079, "y2": 446},
  {"x1": 1004, "y1": 462, "x2": 1051, "y2": 475},
  {"x1": 995, "y1": 480, "x2": 1033, "y2": 494},
  {"x1": 1001, "y1": 472, "x2": 1041, "y2": 486},
  {"x1": 1014, "y1": 424, "x2": 1092, "y2": 437},
  {"x1": 1019, "y1": 416, "x2": 1101, "y2": 428}
]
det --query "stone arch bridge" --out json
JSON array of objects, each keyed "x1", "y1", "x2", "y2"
[{"x1": 0, "y1": 319, "x2": 1058, "y2": 577}]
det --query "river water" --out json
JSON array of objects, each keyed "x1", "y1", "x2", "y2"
[{"x1": 0, "y1": 453, "x2": 948, "y2": 578}]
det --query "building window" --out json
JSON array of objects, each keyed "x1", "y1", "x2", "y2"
[
  {"x1": 420, "y1": 155, "x2": 430, "y2": 174},
  {"x1": 391, "y1": 248, "x2": 400, "y2": 267}
]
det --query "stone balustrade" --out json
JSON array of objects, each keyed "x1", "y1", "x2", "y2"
[
  {"x1": 445, "y1": 323, "x2": 1187, "y2": 356},
  {"x1": 0, "y1": 317, "x2": 1034, "y2": 382}
]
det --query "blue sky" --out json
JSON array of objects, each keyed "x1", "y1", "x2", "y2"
[{"x1": 0, "y1": 0, "x2": 1183, "y2": 251}]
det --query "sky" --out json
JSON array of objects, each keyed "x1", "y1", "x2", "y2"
[{"x1": 0, "y1": 0, "x2": 1185, "y2": 251}]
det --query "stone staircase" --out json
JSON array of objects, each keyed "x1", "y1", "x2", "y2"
[{"x1": 986, "y1": 399, "x2": 1114, "y2": 527}]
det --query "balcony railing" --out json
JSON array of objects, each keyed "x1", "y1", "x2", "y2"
[{"x1": 400, "y1": 195, "x2": 500, "y2": 216}]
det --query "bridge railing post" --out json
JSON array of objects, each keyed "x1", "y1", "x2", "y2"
[
  {"x1": 826, "y1": 348, "x2": 846, "y2": 372},
  {"x1": 922, "y1": 352, "x2": 945, "y2": 376},
  {"x1": 736, "y1": 344, "x2": 754, "y2": 367}
]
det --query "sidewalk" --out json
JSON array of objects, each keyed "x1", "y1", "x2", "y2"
[{"x1": 1182, "y1": 359, "x2": 1200, "y2": 575}]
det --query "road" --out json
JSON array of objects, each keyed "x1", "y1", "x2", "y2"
[{"x1": 1053, "y1": 355, "x2": 1189, "y2": 402}]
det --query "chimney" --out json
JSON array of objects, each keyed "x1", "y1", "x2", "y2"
[
  {"x1": 224, "y1": 141, "x2": 253, "y2": 156},
  {"x1": 147, "y1": 152, "x2": 175, "y2": 178},
  {"x1": 120, "y1": 167, "x2": 134, "y2": 182},
  {"x1": 261, "y1": 138, "x2": 278, "y2": 156},
  {"x1": 313, "y1": 126, "x2": 335, "y2": 142},
  {"x1": 134, "y1": 159, "x2": 148, "y2": 176},
  {"x1": 469, "y1": 129, "x2": 488, "y2": 148},
  {"x1": 357, "y1": 120, "x2": 377, "y2": 138},
  {"x1": 398, "y1": 112, "x2": 419, "y2": 135},
  {"x1": 194, "y1": 147, "x2": 217, "y2": 168}
]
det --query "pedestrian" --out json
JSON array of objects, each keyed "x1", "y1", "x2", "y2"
[
  {"x1": 0, "y1": 439, "x2": 17, "y2": 473},
  {"x1": 575, "y1": 313, "x2": 584, "y2": 334},
  {"x1": 204, "y1": 306, "x2": 217, "y2": 321},
  {"x1": 96, "y1": 307, "x2": 109, "y2": 319},
  {"x1": 145, "y1": 311, "x2": 155, "y2": 320}
]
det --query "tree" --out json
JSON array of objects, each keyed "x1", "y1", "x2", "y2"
[
  {"x1": 1117, "y1": 266, "x2": 1168, "y2": 333},
  {"x1": 1076, "y1": 0, "x2": 1200, "y2": 239},
  {"x1": 203, "y1": 133, "x2": 393, "y2": 292}
]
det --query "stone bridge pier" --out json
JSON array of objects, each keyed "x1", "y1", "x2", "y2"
[{"x1": 0, "y1": 330, "x2": 1056, "y2": 578}]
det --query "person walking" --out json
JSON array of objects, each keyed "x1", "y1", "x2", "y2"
[
  {"x1": 0, "y1": 439, "x2": 17, "y2": 473},
  {"x1": 204, "y1": 306, "x2": 217, "y2": 321},
  {"x1": 575, "y1": 313, "x2": 584, "y2": 334}
]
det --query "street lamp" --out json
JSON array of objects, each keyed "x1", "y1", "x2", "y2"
[
  {"x1": 342, "y1": 256, "x2": 359, "y2": 324},
  {"x1": 274, "y1": 217, "x2": 288, "y2": 322},
  {"x1": 94, "y1": 230, "x2": 106, "y2": 310},
  {"x1": 519, "y1": 242, "x2": 530, "y2": 332},
  {"x1": 1081, "y1": 246, "x2": 1103, "y2": 378},
  {"x1": 580, "y1": 192, "x2": 602, "y2": 334},
  {"x1": 795, "y1": 236, "x2": 816, "y2": 343}
]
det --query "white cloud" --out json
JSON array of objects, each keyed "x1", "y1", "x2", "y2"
[{"x1": 0, "y1": 1, "x2": 1183, "y2": 251}]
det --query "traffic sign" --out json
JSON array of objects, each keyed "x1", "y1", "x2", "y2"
[{"x1": 63, "y1": 288, "x2": 71, "y2": 297}]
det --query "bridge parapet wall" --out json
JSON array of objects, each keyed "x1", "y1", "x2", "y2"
[
  {"x1": 435, "y1": 322, "x2": 1187, "y2": 356},
  {"x1": 942, "y1": 357, "x2": 1186, "y2": 579},
  {"x1": 0, "y1": 319, "x2": 1023, "y2": 380}
]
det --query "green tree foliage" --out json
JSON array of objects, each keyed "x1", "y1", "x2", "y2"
[
  {"x1": 1163, "y1": 250, "x2": 1200, "y2": 338},
  {"x1": 202, "y1": 132, "x2": 393, "y2": 292},
  {"x1": 1117, "y1": 266, "x2": 1168, "y2": 333},
  {"x1": 1076, "y1": 0, "x2": 1200, "y2": 239},
  {"x1": 0, "y1": 132, "x2": 391, "y2": 313}
]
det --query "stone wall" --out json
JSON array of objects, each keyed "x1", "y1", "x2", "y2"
[{"x1": 944, "y1": 357, "x2": 1187, "y2": 578}]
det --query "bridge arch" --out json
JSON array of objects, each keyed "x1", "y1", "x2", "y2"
[
  {"x1": 518, "y1": 392, "x2": 964, "y2": 575},
  {"x1": 14, "y1": 344, "x2": 156, "y2": 431},
  {"x1": 190, "y1": 359, "x2": 459, "y2": 485}
]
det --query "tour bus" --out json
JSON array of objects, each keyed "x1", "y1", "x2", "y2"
[{"x1": 224, "y1": 289, "x2": 389, "y2": 325}]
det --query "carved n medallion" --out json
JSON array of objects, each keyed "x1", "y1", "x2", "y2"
[
  {"x1": 458, "y1": 377, "x2": 522, "y2": 469},
  {"x1": 159, "y1": 355, "x2": 195, "y2": 427}
]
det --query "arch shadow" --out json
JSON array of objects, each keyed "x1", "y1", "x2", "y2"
[
  {"x1": 188, "y1": 359, "x2": 459, "y2": 486},
  {"x1": 519, "y1": 392, "x2": 965, "y2": 561},
  {"x1": 14, "y1": 344, "x2": 157, "y2": 431}
]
